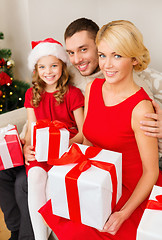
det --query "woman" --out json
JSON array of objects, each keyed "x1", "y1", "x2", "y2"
[{"x1": 39, "y1": 21, "x2": 161, "y2": 240}]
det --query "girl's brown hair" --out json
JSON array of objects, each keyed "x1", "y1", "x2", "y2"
[{"x1": 31, "y1": 60, "x2": 70, "y2": 107}]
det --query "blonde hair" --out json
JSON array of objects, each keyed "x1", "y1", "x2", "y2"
[
  {"x1": 96, "y1": 20, "x2": 150, "y2": 71},
  {"x1": 31, "y1": 60, "x2": 70, "y2": 107}
]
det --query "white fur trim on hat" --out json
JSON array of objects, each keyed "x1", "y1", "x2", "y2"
[{"x1": 28, "y1": 42, "x2": 69, "y2": 71}]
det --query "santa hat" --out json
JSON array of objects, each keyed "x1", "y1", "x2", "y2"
[{"x1": 28, "y1": 38, "x2": 69, "y2": 71}]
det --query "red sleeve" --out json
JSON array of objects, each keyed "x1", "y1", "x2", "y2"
[
  {"x1": 68, "y1": 85, "x2": 84, "y2": 112},
  {"x1": 24, "y1": 88, "x2": 33, "y2": 108}
]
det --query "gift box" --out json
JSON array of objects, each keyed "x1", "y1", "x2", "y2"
[
  {"x1": 31, "y1": 120, "x2": 69, "y2": 164},
  {"x1": 48, "y1": 143, "x2": 122, "y2": 230},
  {"x1": 137, "y1": 185, "x2": 162, "y2": 240},
  {"x1": 0, "y1": 124, "x2": 24, "y2": 171}
]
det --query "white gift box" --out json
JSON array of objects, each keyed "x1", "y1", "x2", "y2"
[
  {"x1": 48, "y1": 143, "x2": 122, "y2": 230},
  {"x1": 0, "y1": 124, "x2": 24, "y2": 170},
  {"x1": 137, "y1": 185, "x2": 162, "y2": 240},
  {"x1": 31, "y1": 121, "x2": 69, "y2": 163}
]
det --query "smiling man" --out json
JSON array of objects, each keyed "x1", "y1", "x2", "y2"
[
  {"x1": 66, "y1": 30, "x2": 99, "y2": 76},
  {"x1": 64, "y1": 18, "x2": 103, "y2": 94}
]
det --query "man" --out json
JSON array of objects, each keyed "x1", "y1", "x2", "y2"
[{"x1": 64, "y1": 17, "x2": 162, "y2": 167}]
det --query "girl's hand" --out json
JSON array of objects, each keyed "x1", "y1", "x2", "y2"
[
  {"x1": 101, "y1": 210, "x2": 126, "y2": 235},
  {"x1": 23, "y1": 145, "x2": 36, "y2": 165}
]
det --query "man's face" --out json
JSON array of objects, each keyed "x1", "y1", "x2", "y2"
[{"x1": 65, "y1": 31, "x2": 99, "y2": 76}]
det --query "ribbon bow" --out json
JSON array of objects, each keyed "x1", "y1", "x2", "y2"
[
  {"x1": 52, "y1": 143, "x2": 118, "y2": 222},
  {"x1": 34, "y1": 119, "x2": 67, "y2": 130},
  {"x1": 146, "y1": 195, "x2": 162, "y2": 210}
]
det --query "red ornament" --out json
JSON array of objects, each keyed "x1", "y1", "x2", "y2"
[
  {"x1": 0, "y1": 58, "x2": 6, "y2": 67},
  {"x1": 0, "y1": 90, "x2": 3, "y2": 97},
  {"x1": 0, "y1": 71, "x2": 12, "y2": 86}
]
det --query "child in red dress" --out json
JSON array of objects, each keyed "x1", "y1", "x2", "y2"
[{"x1": 23, "y1": 38, "x2": 84, "y2": 240}]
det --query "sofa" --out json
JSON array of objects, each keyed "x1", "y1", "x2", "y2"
[{"x1": 0, "y1": 107, "x2": 27, "y2": 135}]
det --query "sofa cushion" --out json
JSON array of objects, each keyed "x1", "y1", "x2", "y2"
[{"x1": 0, "y1": 107, "x2": 27, "y2": 134}]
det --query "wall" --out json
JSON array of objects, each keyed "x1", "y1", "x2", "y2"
[
  {"x1": 0, "y1": 0, "x2": 31, "y2": 82},
  {"x1": 0, "y1": 0, "x2": 162, "y2": 83}
]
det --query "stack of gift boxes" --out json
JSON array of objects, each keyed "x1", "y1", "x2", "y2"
[
  {"x1": 1, "y1": 120, "x2": 123, "y2": 230},
  {"x1": 2, "y1": 120, "x2": 162, "y2": 233},
  {"x1": 1, "y1": 120, "x2": 123, "y2": 229},
  {"x1": 31, "y1": 119, "x2": 122, "y2": 229}
]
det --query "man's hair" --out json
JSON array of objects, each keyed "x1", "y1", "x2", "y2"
[{"x1": 64, "y1": 18, "x2": 99, "y2": 41}]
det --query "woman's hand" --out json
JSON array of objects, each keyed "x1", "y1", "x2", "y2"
[
  {"x1": 23, "y1": 144, "x2": 36, "y2": 165},
  {"x1": 101, "y1": 210, "x2": 126, "y2": 235}
]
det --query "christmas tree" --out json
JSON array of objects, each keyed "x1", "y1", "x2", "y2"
[{"x1": 0, "y1": 32, "x2": 30, "y2": 114}]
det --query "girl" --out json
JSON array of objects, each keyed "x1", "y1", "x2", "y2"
[
  {"x1": 23, "y1": 38, "x2": 84, "y2": 240},
  {"x1": 39, "y1": 21, "x2": 162, "y2": 240}
]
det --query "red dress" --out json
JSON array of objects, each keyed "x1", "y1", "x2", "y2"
[
  {"x1": 24, "y1": 85, "x2": 84, "y2": 173},
  {"x1": 39, "y1": 78, "x2": 162, "y2": 240}
]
